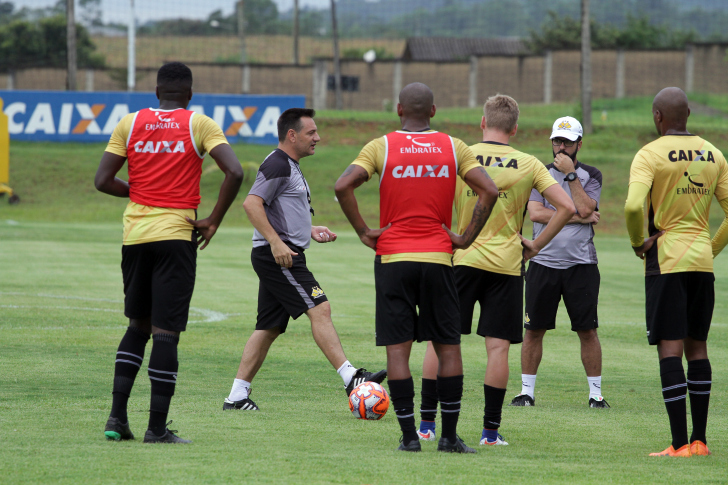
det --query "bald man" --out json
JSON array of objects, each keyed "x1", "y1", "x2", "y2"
[
  {"x1": 335, "y1": 83, "x2": 499, "y2": 453},
  {"x1": 625, "y1": 87, "x2": 728, "y2": 457}
]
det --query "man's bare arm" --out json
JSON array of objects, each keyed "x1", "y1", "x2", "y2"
[
  {"x1": 443, "y1": 166, "x2": 498, "y2": 250},
  {"x1": 94, "y1": 152, "x2": 129, "y2": 197},
  {"x1": 335, "y1": 164, "x2": 390, "y2": 249}
]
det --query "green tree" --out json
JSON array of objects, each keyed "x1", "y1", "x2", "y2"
[{"x1": 0, "y1": 15, "x2": 105, "y2": 71}]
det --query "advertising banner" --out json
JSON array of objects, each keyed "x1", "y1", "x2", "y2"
[{"x1": 0, "y1": 91, "x2": 306, "y2": 144}]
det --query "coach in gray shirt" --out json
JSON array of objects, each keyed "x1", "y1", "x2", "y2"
[
  {"x1": 221, "y1": 108, "x2": 385, "y2": 411},
  {"x1": 509, "y1": 116, "x2": 609, "y2": 409}
]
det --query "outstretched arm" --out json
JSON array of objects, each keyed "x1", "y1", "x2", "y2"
[
  {"x1": 186, "y1": 144, "x2": 243, "y2": 249},
  {"x1": 443, "y1": 166, "x2": 498, "y2": 250},
  {"x1": 334, "y1": 164, "x2": 390, "y2": 250},
  {"x1": 94, "y1": 152, "x2": 129, "y2": 197}
]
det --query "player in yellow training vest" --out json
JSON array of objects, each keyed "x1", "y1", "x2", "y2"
[
  {"x1": 417, "y1": 94, "x2": 575, "y2": 446},
  {"x1": 625, "y1": 87, "x2": 728, "y2": 457}
]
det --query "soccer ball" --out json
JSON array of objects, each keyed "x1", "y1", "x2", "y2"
[{"x1": 349, "y1": 381, "x2": 390, "y2": 420}]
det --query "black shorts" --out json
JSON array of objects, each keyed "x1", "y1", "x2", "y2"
[
  {"x1": 645, "y1": 272, "x2": 714, "y2": 345},
  {"x1": 374, "y1": 258, "x2": 461, "y2": 346},
  {"x1": 251, "y1": 243, "x2": 328, "y2": 334},
  {"x1": 524, "y1": 262, "x2": 599, "y2": 332},
  {"x1": 121, "y1": 240, "x2": 197, "y2": 332},
  {"x1": 456, "y1": 265, "x2": 524, "y2": 343}
]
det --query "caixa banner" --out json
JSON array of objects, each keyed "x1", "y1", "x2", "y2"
[{"x1": 0, "y1": 91, "x2": 305, "y2": 144}]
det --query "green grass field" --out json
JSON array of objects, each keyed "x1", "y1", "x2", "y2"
[{"x1": 2, "y1": 100, "x2": 728, "y2": 483}]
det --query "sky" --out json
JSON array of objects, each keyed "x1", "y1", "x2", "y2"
[{"x1": 10, "y1": 0, "x2": 346, "y2": 23}]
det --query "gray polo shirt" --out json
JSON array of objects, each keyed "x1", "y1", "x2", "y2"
[
  {"x1": 529, "y1": 161, "x2": 602, "y2": 269},
  {"x1": 249, "y1": 148, "x2": 313, "y2": 250}
]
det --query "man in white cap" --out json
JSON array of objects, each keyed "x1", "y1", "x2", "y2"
[{"x1": 510, "y1": 116, "x2": 609, "y2": 408}]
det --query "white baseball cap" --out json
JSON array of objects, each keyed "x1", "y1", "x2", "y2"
[{"x1": 550, "y1": 116, "x2": 583, "y2": 141}]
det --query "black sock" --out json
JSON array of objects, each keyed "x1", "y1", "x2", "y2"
[
  {"x1": 687, "y1": 358, "x2": 711, "y2": 444},
  {"x1": 147, "y1": 333, "x2": 179, "y2": 436},
  {"x1": 659, "y1": 357, "x2": 688, "y2": 449},
  {"x1": 389, "y1": 377, "x2": 417, "y2": 444},
  {"x1": 110, "y1": 326, "x2": 150, "y2": 422},
  {"x1": 437, "y1": 375, "x2": 463, "y2": 442},
  {"x1": 420, "y1": 378, "x2": 438, "y2": 423},
  {"x1": 483, "y1": 384, "x2": 507, "y2": 431}
]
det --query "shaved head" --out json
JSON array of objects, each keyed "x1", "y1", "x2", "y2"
[
  {"x1": 399, "y1": 83, "x2": 434, "y2": 118},
  {"x1": 652, "y1": 87, "x2": 690, "y2": 135}
]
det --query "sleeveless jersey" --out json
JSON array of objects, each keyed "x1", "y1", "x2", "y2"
[
  {"x1": 376, "y1": 131, "x2": 458, "y2": 255},
  {"x1": 126, "y1": 108, "x2": 204, "y2": 209}
]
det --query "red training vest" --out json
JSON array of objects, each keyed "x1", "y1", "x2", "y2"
[
  {"x1": 376, "y1": 131, "x2": 458, "y2": 255},
  {"x1": 126, "y1": 108, "x2": 204, "y2": 209}
]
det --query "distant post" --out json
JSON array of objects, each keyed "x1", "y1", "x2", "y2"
[
  {"x1": 293, "y1": 0, "x2": 299, "y2": 65},
  {"x1": 543, "y1": 50, "x2": 552, "y2": 104},
  {"x1": 580, "y1": 0, "x2": 592, "y2": 133},
  {"x1": 468, "y1": 56, "x2": 477, "y2": 108},
  {"x1": 127, "y1": 0, "x2": 136, "y2": 92},
  {"x1": 0, "y1": 97, "x2": 17, "y2": 203},
  {"x1": 66, "y1": 0, "x2": 77, "y2": 91},
  {"x1": 238, "y1": 1, "x2": 247, "y2": 64},
  {"x1": 685, "y1": 44, "x2": 694, "y2": 93},
  {"x1": 330, "y1": 0, "x2": 342, "y2": 110}
]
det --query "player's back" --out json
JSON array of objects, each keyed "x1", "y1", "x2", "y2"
[
  {"x1": 630, "y1": 135, "x2": 728, "y2": 274},
  {"x1": 453, "y1": 142, "x2": 555, "y2": 276}
]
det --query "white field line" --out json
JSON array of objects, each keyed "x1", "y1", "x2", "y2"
[{"x1": 0, "y1": 292, "x2": 238, "y2": 323}]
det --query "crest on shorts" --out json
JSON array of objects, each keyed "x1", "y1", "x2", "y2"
[
  {"x1": 524, "y1": 313, "x2": 530, "y2": 324},
  {"x1": 311, "y1": 286, "x2": 325, "y2": 299},
  {"x1": 557, "y1": 121, "x2": 571, "y2": 130}
]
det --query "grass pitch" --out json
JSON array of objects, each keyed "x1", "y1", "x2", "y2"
[
  {"x1": 2, "y1": 101, "x2": 728, "y2": 483},
  {"x1": 1, "y1": 223, "x2": 728, "y2": 484}
]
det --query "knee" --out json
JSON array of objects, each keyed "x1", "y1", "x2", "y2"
[
  {"x1": 577, "y1": 329, "x2": 599, "y2": 343},
  {"x1": 524, "y1": 329, "x2": 546, "y2": 343},
  {"x1": 308, "y1": 301, "x2": 332, "y2": 322}
]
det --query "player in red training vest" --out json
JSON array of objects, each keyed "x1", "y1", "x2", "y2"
[
  {"x1": 95, "y1": 62, "x2": 243, "y2": 443},
  {"x1": 335, "y1": 82, "x2": 499, "y2": 453}
]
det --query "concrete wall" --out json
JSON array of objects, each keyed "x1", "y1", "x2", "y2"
[{"x1": 4, "y1": 45, "x2": 726, "y2": 110}]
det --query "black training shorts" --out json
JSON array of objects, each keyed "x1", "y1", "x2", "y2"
[
  {"x1": 374, "y1": 257, "x2": 461, "y2": 346},
  {"x1": 524, "y1": 262, "x2": 599, "y2": 332},
  {"x1": 456, "y1": 265, "x2": 524, "y2": 343},
  {"x1": 251, "y1": 243, "x2": 327, "y2": 333},
  {"x1": 121, "y1": 239, "x2": 197, "y2": 332},
  {"x1": 645, "y1": 271, "x2": 714, "y2": 345}
]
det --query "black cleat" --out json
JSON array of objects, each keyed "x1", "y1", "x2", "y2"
[
  {"x1": 397, "y1": 436, "x2": 422, "y2": 452},
  {"x1": 509, "y1": 394, "x2": 535, "y2": 406},
  {"x1": 345, "y1": 368, "x2": 387, "y2": 397},
  {"x1": 104, "y1": 417, "x2": 134, "y2": 441},
  {"x1": 589, "y1": 396, "x2": 610, "y2": 408},
  {"x1": 223, "y1": 397, "x2": 259, "y2": 411},
  {"x1": 143, "y1": 421, "x2": 192, "y2": 444},
  {"x1": 437, "y1": 435, "x2": 476, "y2": 454}
]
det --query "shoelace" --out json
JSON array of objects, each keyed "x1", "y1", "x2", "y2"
[{"x1": 165, "y1": 420, "x2": 178, "y2": 435}]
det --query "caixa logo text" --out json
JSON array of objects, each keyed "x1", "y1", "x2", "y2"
[{"x1": 2, "y1": 101, "x2": 281, "y2": 138}]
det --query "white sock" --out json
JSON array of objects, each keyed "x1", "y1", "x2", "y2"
[
  {"x1": 337, "y1": 360, "x2": 357, "y2": 386},
  {"x1": 521, "y1": 374, "x2": 537, "y2": 398},
  {"x1": 228, "y1": 379, "x2": 251, "y2": 401},
  {"x1": 588, "y1": 376, "x2": 602, "y2": 399}
]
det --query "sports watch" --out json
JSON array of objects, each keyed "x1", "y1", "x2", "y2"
[{"x1": 565, "y1": 172, "x2": 578, "y2": 182}]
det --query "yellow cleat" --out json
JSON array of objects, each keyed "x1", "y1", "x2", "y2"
[
  {"x1": 649, "y1": 444, "x2": 692, "y2": 457},
  {"x1": 690, "y1": 440, "x2": 711, "y2": 456}
]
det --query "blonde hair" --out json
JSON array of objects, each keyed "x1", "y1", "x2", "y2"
[{"x1": 483, "y1": 94, "x2": 519, "y2": 133}]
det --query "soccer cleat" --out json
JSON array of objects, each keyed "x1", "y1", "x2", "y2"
[
  {"x1": 397, "y1": 436, "x2": 422, "y2": 452},
  {"x1": 649, "y1": 444, "x2": 691, "y2": 457},
  {"x1": 690, "y1": 440, "x2": 711, "y2": 456},
  {"x1": 509, "y1": 394, "x2": 535, "y2": 406},
  {"x1": 480, "y1": 430, "x2": 509, "y2": 446},
  {"x1": 104, "y1": 417, "x2": 134, "y2": 441},
  {"x1": 223, "y1": 397, "x2": 259, "y2": 411},
  {"x1": 345, "y1": 368, "x2": 387, "y2": 397},
  {"x1": 437, "y1": 435, "x2": 477, "y2": 454},
  {"x1": 417, "y1": 428, "x2": 437, "y2": 441},
  {"x1": 589, "y1": 396, "x2": 610, "y2": 408},
  {"x1": 143, "y1": 421, "x2": 192, "y2": 444}
]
